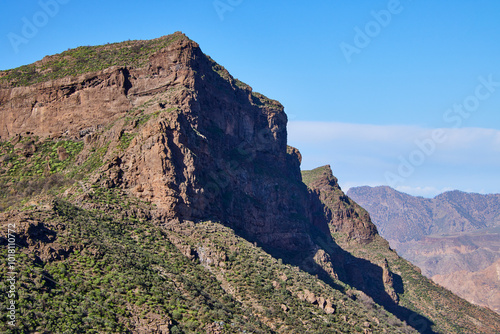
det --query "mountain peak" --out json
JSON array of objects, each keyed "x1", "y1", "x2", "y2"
[
  {"x1": 1, "y1": 34, "x2": 499, "y2": 333},
  {"x1": 0, "y1": 31, "x2": 194, "y2": 88},
  {"x1": 302, "y1": 165, "x2": 378, "y2": 244}
]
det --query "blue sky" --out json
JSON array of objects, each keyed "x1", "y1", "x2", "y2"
[{"x1": 1, "y1": 0, "x2": 499, "y2": 197}]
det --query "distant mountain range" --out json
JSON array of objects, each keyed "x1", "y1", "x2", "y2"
[{"x1": 347, "y1": 186, "x2": 500, "y2": 314}]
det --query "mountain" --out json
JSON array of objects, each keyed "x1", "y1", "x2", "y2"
[
  {"x1": 1, "y1": 32, "x2": 499, "y2": 333},
  {"x1": 347, "y1": 185, "x2": 500, "y2": 314}
]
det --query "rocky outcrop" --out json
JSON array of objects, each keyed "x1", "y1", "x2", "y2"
[
  {"x1": 302, "y1": 165, "x2": 378, "y2": 244},
  {"x1": 296, "y1": 289, "x2": 336, "y2": 314},
  {"x1": 382, "y1": 258, "x2": 399, "y2": 303},
  {"x1": 1, "y1": 33, "x2": 315, "y2": 253},
  {"x1": 0, "y1": 33, "x2": 194, "y2": 139},
  {"x1": 0, "y1": 66, "x2": 132, "y2": 139},
  {"x1": 0, "y1": 209, "x2": 73, "y2": 263}
]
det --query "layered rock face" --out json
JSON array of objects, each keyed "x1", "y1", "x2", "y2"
[
  {"x1": 302, "y1": 165, "x2": 378, "y2": 244},
  {"x1": 0, "y1": 33, "x2": 313, "y2": 252},
  {"x1": 3, "y1": 32, "x2": 500, "y2": 333}
]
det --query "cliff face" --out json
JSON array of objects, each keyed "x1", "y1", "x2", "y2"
[
  {"x1": 0, "y1": 66, "x2": 131, "y2": 138},
  {"x1": 2, "y1": 33, "x2": 500, "y2": 333},
  {"x1": 302, "y1": 165, "x2": 378, "y2": 244},
  {"x1": 0, "y1": 33, "x2": 313, "y2": 252}
]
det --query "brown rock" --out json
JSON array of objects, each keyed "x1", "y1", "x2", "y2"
[
  {"x1": 302, "y1": 165, "x2": 378, "y2": 244},
  {"x1": 57, "y1": 146, "x2": 69, "y2": 160},
  {"x1": 279, "y1": 273, "x2": 288, "y2": 282},
  {"x1": 317, "y1": 296, "x2": 326, "y2": 309},
  {"x1": 382, "y1": 258, "x2": 393, "y2": 285},
  {"x1": 324, "y1": 300, "x2": 336, "y2": 314},
  {"x1": 0, "y1": 33, "x2": 318, "y2": 255},
  {"x1": 304, "y1": 289, "x2": 317, "y2": 304}
]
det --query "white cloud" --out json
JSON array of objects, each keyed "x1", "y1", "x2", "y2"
[
  {"x1": 288, "y1": 121, "x2": 500, "y2": 150},
  {"x1": 288, "y1": 121, "x2": 500, "y2": 197},
  {"x1": 288, "y1": 121, "x2": 420, "y2": 144}
]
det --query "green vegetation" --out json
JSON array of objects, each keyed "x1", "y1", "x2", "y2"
[
  {"x1": 207, "y1": 55, "x2": 281, "y2": 111},
  {"x1": 0, "y1": 195, "x2": 268, "y2": 333},
  {"x1": 0, "y1": 32, "x2": 498, "y2": 334},
  {"x1": 301, "y1": 165, "x2": 332, "y2": 187},
  {"x1": 0, "y1": 137, "x2": 84, "y2": 211},
  {"x1": 0, "y1": 182, "x2": 416, "y2": 333},
  {"x1": 251, "y1": 91, "x2": 283, "y2": 110},
  {"x1": 78, "y1": 143, "x2": 109, "y2": 175},
  {"x1": 118, "y1": 132, "x2": 136, "y2": 150},
  {"x1": 302, "y1": 165, "x2": 500, "y2": 334},
  {"x1": 0, "y1": 32, "x2": 188, "y2": 87}
]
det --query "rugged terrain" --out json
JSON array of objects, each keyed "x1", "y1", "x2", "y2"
[
  {"x1": 1, "y1": 32, "x2": 500, "y2": 333},
  {"x1": 348, "y1": 186, "x2": 500, "y2": 314}
]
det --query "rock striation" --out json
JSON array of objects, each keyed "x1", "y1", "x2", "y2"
[
  {"x1": 2, "y1": 32, "x2": 500, "y2": 333},
  {"x1": 0, "y1": 33, "x2": 315, "y2": 252}
]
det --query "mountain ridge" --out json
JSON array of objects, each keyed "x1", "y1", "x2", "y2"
[
  {"x1": 347, "y1": 185, "x2": 500, "y2": 315},
  {"x1": 347, "y1": 185, "x2": 500, "y2": 242},
  {"x1": 1, "y1": 33, "x2": 499, "y2": 333}
]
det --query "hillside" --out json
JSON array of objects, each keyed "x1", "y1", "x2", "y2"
[
  {"x1": 1, "y1": 32, "x2": 500, "y2": 333},
  {"x1": 347, "y1": 186, "x2": 500, "y2": 314}
]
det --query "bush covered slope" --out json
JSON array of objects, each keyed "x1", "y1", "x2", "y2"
[{"x1": 1, "y1": 33, "x2": 499, "y2": 333}]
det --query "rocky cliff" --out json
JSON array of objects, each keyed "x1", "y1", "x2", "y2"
[
  {"x1": 302, "y1": 165, "x2": 378, "y2": 244},
  {"x1": 1, "y1": 32, "x2": 500, "y2": 333},
  {"x1": 0, "y1": 32, "x2": 313, "y2": 253}
]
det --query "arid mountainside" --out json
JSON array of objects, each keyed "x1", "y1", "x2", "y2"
[
  {"x1": 1, "y1": 33, "x2": 500, "y2": 333},
  {"x1": 347, "y1": 186, "x2": 500, "y2": 314},
  {"x1": 432, "y1": 258, "x2": 500, "y2": 314}
]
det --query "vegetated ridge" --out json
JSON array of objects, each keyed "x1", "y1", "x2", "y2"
[
  {"x1": 347, "y1": 185, "x2": 500, "y2": 315},
  {"x1": 1, "y1": 32, "x2": 499, "y2": 333}
]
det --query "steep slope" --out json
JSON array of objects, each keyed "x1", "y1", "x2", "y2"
[
  {"x1": 302, "y1": 166, "x2": 500, "y2": 333},
  {"x1": 0, "y1": 32, "x2": 410, "y2": 334},
  {"x1": 302, "y1": 165, "x2": 378, "y2": 244},
  {"x1": 0, "y1": 31, "x2": 312, "y2": 254},
  {"x1": 1, "y1": 194, "x2": 414, "y2": 333},
  {"x1": 347, "y1": 186, "x2": 500, "y2": 314},
  {"x1": 432, "y1": 258, "x2": 500, "y2": 314},
  {"x1": 1, "y1": 33, "x2": 499, "y2": 333}
]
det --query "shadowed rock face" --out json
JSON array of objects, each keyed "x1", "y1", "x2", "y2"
[
  {"x1": 2, "y1": 32, "x2": 500, "y2": 333},
  {"x1": 0, "y1": 33, "x2": 314, "y2": 252},
  {"x1": 302, "y1": 165, "x2": 378, "y2": 244}
]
